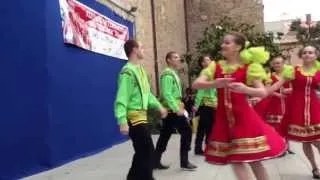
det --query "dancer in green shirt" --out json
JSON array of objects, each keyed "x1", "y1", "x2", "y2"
[
  {"x1": 193, "y1": 55, "x2": 217, "y2": 155},
  {"x1": 114, "y1": 40, "x2": 167, "y2": 180},
  {"x1": 154, "y1": 51, "x2": 197, "y2": 171}
]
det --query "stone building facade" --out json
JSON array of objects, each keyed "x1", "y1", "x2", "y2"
[
  {"x1": 186, "y1": 0, "x2": 264, "y2": 51},
  {"x1": 99, "y1": 0, "x2": 264, "y2": 94}
]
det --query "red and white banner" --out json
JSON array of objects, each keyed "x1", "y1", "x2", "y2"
[{"x1": 59, "y1": 0, "x2": 129, "y2": 60}]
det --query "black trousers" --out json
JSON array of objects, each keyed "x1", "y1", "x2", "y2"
[
  {"x1": 155, "y1": 113, "x2": 192, "y2": 166},
  {"x1": 195, "y1": 106, "x2": 215, "y2": 151},
  {"x1": 127, "y1": 124, "x2": 155, "y2": 180}
]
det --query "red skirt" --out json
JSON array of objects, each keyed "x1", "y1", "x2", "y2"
[
  {"x1": 281, "y1": 92, "x2": 320, "y2": 142},
  {"x1": 264, "y1": 95, "x2": 285, "y2": 134},
  {"x1": 205, "y1": 103, "x2": 287, "y2": 164},
  {"x1": 254, "y1": 97, "x2": 270, "y2": 118}
]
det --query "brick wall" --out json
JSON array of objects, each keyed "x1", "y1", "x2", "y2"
[
  {"x1": 185, "y1": 0, "x2": 264, "y2": 51},
  {"x1": 100, "y1": 0, "x2": 265, "y2": 92}
]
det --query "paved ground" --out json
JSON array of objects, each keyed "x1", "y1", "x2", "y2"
[{"x1": 24, "y1": 135, "x2": 320, "y2": 180}]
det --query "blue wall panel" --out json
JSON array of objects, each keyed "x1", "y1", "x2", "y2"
[{"x1": 0, "y1": 0, "x2": 133, "y2": 179}]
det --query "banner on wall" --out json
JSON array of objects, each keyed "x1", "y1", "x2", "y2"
[{"x1": 59, "y1": 0, "x2": 129, "y2": 60}]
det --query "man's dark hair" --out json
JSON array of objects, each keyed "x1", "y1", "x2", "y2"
[
  {"x1": 165, "y1": 51, "x2": 178, "y2": 64},
  {"x1": 124, "y1": 39, "x2": 139, "y2": 58}
]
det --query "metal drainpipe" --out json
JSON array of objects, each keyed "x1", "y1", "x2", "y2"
[
  {"x1": 183, "y1": 0, "x2": 190, "y2": 52},
  {"x1": 183, "y1": 0, "x2": 191, "y2": 87},
  {"x1": 150, "y1": 0, "x2": 160, "y2": 95}
]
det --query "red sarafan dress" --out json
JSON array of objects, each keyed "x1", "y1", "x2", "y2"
[
  {"x1": 281, "y1": 66, "x2": 320, "y2": 142},
  {"x1": 253, "y1": 97, "x2": 270, "y2": 118},
  {"x1": 205, "y1": 62, "x2": 287, "y2": 164},
  {"x1": 262, "y1": 74, "x2": 291, "y2": 133},
  {"x1": 252, "y1": 76, "x2": 272, "y2": 118}
]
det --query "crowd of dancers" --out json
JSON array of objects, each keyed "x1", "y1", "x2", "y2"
[{"x1": 114, "y1": 31, "x2": 320, "y2": 180}]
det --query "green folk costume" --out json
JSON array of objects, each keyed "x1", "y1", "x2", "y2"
[
  {"x1": 194, "y1": 69, "x2": 218, "y2": 109},
  {"x1": 114, "y1": 63, "x2": 162, "y2": 126},
  {"x1": 160, "y1": 67, "x2": 183, "y2": 113},
  {"x1": 155, "y1": 67, "x2": 194, "y2": 169}
]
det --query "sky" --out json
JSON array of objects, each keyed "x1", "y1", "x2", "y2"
[{"x1": 263, "y1": 0, "x2": 320, "y2": 22}]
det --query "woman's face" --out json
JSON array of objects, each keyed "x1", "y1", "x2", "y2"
[
  {"x1": 271, "y1": 57, "x2": 284, "y2": 73},
  {"x1": 301, "y1": 46, "x2": 318, "y2": 63},
  {"x1": 221, "y1": 35, "x2": 241, "y2": 58},
  {"x1": 201, "y1": 56, "x2": 212, "y2": 68}
]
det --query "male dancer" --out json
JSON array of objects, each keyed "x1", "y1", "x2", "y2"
[
  {"x1": 114, "y1": 40, "x2": 167, "y2": 180},
  {"x1": 154, "y1": 51, "x2": 197, "y2": 171},
  {"x1": 193, "y1": 55, "x2": 217, "y2": 155}
]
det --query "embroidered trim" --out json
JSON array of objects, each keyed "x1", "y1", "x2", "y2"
[
  {"x1": 266, "y1": 115, "x2": 283, "y2": 123},
  {"x1": 304, "y1": 77, "x2": 312, "y2": 126},
  {"x1": 206, "y1": 136, "x2": 270, "y2": 157},
  {"x1": 219, "y1": 61, "x2": 244, "y2": 74},
  {"x1": 224, "y1": 74, "x2": 235, "y2": 128},
  {"x1": 297, "y1": 66, "x2": 318, "y2": 76},
  {"x1": 279, "y1": 86, "x2": 286, "y2": 115},
  {"x1": 288, "y1": 124, "x2": 320, "y2": 137}
]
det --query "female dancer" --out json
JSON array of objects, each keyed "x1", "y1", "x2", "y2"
[
  {"x1": 271, "y1": 45, "x2": 320, "y2": 179},
  {"x1": 192, "y1": 32, "x2": 287, "y2": 180},
  {"x1": 254, "y1": 56, "x2": 294, "y2": 154},
  {"x1": 264, "y1": 56, "x2": 292, "y2": 130}
]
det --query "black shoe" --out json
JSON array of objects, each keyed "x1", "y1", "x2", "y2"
[
  {"x1": 154, "y1": 163, "x2": 170, "y2": 170},
  {"x1": 181, "y1": 162, "x2": 197, "y2": 171},
  {"x1": 195, "y1": 150, "x2": 204, "y2": 155},
  {"x1": 278, "y1": 151, "x2": 287, "y2": 157},
  {"x1": 313, "y1": 168, "x2": 320, "y2": 179},
  {"x1": 287, "y1": 150, "x2": 295, "y2": 154}
]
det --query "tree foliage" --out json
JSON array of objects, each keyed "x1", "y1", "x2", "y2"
[
  {"x1": 290, "y1": 19, "x2": 320, "y2": 49},
  {"x1": 184, "y1": 17, "x2": 283, "y2": 79}
]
